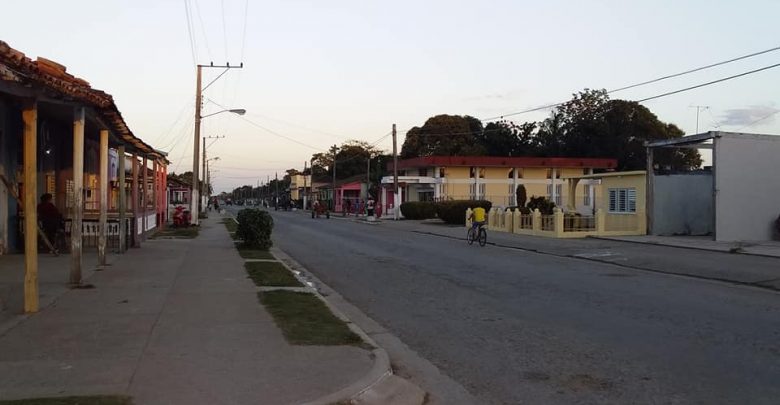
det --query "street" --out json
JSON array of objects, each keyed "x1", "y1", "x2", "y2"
[{"x1": 235, "y1": 207, "x2": 780, "y2": 405}]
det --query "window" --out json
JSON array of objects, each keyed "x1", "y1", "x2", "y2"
[
  {"x1": 608, "y1": 188, "x2": 636, "y2": 213},
  {"x1": 418, "y1": 168, "x2": 428, "y2": 177},
  {"x1": 584, "y1": 184, "x2": 591, "y2": 206},
  {"x1": 546, "y1": 184, "x2": 563, "y2": 206},
  {"x1": 507, "y1": 168, "x2": 514, "y2": 179},
  {"x1": 479, "y1": 183, "x2": 486, "y2": 199},
  {"x1": 470, "y1": 167, "x2": 476, "y2": 178},
  {"x1": 469, "y1": 183, "x2": 476, "y2": 199}
]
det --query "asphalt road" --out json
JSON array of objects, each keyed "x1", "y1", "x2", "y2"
[{"x1": 230, "y1": 207, "x2": 780, "y2": 404}]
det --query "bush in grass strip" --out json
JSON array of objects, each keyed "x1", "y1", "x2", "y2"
[{"x1": 236, "y1": 209, "x2": 274, "y2": 249}]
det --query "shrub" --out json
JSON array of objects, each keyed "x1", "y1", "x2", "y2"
[
  {"x1": 435, "y1": 200, "x2": 492, "y2": 225},
  {"x1": 515, "y1": 185, "x2": 528, "y2": 207},
  {"x1": 775, "y1": 214, "x2": 780, "y2": 240},
  {"x1": 526, "y1": 196, "x2": 555, "y2": 215},
  {"x1": 400, "y1": 201, "x2": 437, "y2": 220},
  {"x1": 236, "y1": 209, "x2": 274, "y2": 249}
]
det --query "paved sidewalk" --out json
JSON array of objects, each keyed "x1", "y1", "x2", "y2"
[
  {"x1": 0, "y1": 216, "x2": 373, "y2": 404},
  {"x1": 593, "y1": 234, "x2": 780, "y2": 258}
]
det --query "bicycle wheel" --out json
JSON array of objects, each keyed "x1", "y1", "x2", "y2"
[
  {"x1": 467, "y1": 227, "x2": 475, "y2": 245},
  {"x1": 478, "y1": 228, "x2": 487, "y2": 247}
]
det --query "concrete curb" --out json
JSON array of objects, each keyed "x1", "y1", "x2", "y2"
[
  {"x1": 588, "y1": 236, "x2": 780, "y2": 260},
  {"x1": 270, "y1": 246, "x2": 425, "y2": 405}
]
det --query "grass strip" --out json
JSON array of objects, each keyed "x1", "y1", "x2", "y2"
[
  {"x1": 0, "y1": 396, "x2": 133, "y2": 405},
  {"x1": 222, "y1": 218, "x2": 238, "y2": 233},
  {"x1": 237, "y1": 247, "x2": 275, "y2": 260},
  {"x1": 152, "y1": 227, "x2": 198, "y2": 239},
  {"x1": 245, "y1": 261, "x2": 302, "y2": 287},
  {"x1": 259, "y1": 291, "x2": 362, "y2": 345}
]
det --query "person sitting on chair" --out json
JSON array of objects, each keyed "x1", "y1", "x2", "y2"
[{"x1": 37, "y1": 193, "x2": 62, "y2": 246}]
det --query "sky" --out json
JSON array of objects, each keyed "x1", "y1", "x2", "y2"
[{"x1": 3, "y1": 0, "x2": 780, "y2": 192}]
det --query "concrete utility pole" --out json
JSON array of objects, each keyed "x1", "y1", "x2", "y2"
[
  {"x1": 192, "y1": 63, "x2": 243, "y2": 225},
  {"x1": 275, "y1": 172, "x2": 279, "y2": 210},
  {"x1": 303, "y1": 161, "x2": 308, "y2": 210},
  {"x1": 331, "y1": 145, "x2": 338, "y2": 211},
  {"x1": 392, "y1": 124, "x2": 398, "y2": 220},
  {"x1": 366, "y1": 150, "x2": 371, "y2": 202}
]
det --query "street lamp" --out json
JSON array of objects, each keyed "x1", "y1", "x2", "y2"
[{"x1": 201, "y1": 109, "x2": 246, "y2": 118}]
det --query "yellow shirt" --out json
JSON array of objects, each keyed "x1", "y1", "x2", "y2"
[{"x1": 473, "y1": 207, "x2": 486, "y2": 222}]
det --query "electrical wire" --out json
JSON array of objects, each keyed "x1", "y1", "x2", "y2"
[
  {"x1": 635, "y1": 62, "x2": 780, "y2": 102},
  {"x1": 221, "y1": 0, "x2": 229, "y2": 61},
  {"x1": 240, "y1": 0, "x2": 249, "y2": 63},
  {"x1": 192, "y1": 0, "x2": 213, "y2": 62},
  {"x1": 483, "y1": 45, "x2": 780, "y2": 121},
  {"x1": 609, "y1": 45, "x2": 780, "y2": 94},
  {"x1": 736, "y1": 109, "x2": 780, "y2": 131},
  {"x1": 183, "y1": 0, "x2": 198, "y2": 65}
]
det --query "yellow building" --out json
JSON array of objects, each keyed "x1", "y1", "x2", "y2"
[
  {"x1": 380, "y1": 156, "x2": 617, "y2": 216},
  {"x1": 563, "y1": 170, "x2": 647, "y2": 234},
  {"x1": 289, "y1": 174, "x2": 311, "y2": 201}
]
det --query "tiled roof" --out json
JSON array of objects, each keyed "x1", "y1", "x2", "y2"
[{"x1": 0, "y1": 40, "x2": 164, "y2": 160}]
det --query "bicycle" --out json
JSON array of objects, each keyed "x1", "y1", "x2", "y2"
[{"x1": 467, "y1": 223, "x2": 487, "y2": 247}]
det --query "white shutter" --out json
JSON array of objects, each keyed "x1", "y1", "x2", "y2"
[{"x1": 627, "y1": 188, "x2": 636, "y2": 212}]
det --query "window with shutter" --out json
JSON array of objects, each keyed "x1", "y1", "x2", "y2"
[{"x1": 608, "y1": 188, "x2": 636, "y2": 213}]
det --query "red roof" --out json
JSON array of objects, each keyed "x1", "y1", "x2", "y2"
[{"x1": 390, "y1": 156, "x2": 617, "y2": 170}]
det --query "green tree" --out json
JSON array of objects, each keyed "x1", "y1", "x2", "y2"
[{"x1": 400, "y1": 114, "x2": 486, "y2": 158}]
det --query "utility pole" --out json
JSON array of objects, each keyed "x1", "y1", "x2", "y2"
[
  {"x1": 392, "y1": 124, "x2": 398, "y2": 220},
  {"x1": 202, "y1": 135, "x2": 224, "y2": 211},
  {"x1": 331, "y1": 145, "x2": 338, "y2": 211},
  {"x1": 275, "y1": 172, "x2": 279, "y2": 210},
  {"x1": 303, "y1": 161, "x2": 308, "y2": 210},
  {"x1": 366, "y1": 150, "x2": 371, "y2": 202},
  {"x1": 192, "y1": 62, "x2": 242, "y2": 226},
  {"x1": 690, "y1": 105, "x2": 710, "y2": 134},
  {"x1": 310, "y1": 158, "x2": 315, "y2": 208}
]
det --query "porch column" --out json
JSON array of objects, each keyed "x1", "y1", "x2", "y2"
[
  {"x1": 550, "y1": 168, "x2": 558, "y2": 206},
  {"x1": 118, "y1": 146, "x2": 127, "y2": 253},
  {"x1": 382, "y1": 185, "x2": 387, "y2": 216},
  {"x1": 162, "y1": 164, "x2": 168, "y2": 228},
  {"x1": 433, "y1": 166, "x2": 441, "y2": 200},
  {"x1": 141, "y1": 156, "x2": 148, "y2": 239},
  {"x1": 512, "y1": 168, "x2": 518, "y2": 206},
  {"x1": 152, "y1": 159, "x2": 158, "y2": 227},
  {"x1": 131, "y1": 154, "x2": 139, "y2": 247},
  {"x1": 98, "y1": 129, "x2": 109, "y2": 266},
  {"x1": 567, "y1": 178, "x2": 580, "y2": 212},
  {"x1": 70, "y1": 107, "x2": 85, "y2": 285},
  {"x1": 22, "y1": 100, "x2": 38, "y2": 313}
]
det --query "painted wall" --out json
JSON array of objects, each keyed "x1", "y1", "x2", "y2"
[
  {"x1": 714, "y1": 135, "x2": 780, "y2": 241},
  {"x1": 652, "y1": 173, "x2": 713, "y2": 236},
  {"x1": 0, "y1": 98, "x2": 20, "y2": 253}
]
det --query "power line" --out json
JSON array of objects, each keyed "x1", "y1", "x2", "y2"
[
  {"x1": 609, "y1": 45, "x2": 780, "y2": 94},
  {"x1": 192, "y1": 0, "x2": 213, "y2": 61},
  {"x1": 240, "y1": 0, "x2": 249, "y2": 62},
  {"x1": 221, "y1": 0, "x2": 229, "y2": 61},
  {"x1": 484, "y1": 45, "x2": 780, "y2": 121},
  {"x1": 183, "y1": 0, "x2": 198, "y2": 65},
  {"x1": 635, "y1": 62, "x2": 780, "y2": 102},
  {"x1": 736, "y1": 109, "x2": 780, "y2": 131}
]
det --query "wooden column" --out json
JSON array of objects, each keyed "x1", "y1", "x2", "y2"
[
  {"x1": 98, "y1": 129, "x2": 109, "y2": 266},
  {"x1": 131, "y1": 154, "x2": 139, "y2": 247},
  {"x1": 141, "y1": 156, "x2": 148, "y2": 239},
  {"x1": 22, "y1": 100, "x2": 38, "y2": 313},
  {"x1": 152, "y1": 159, "x2": 158, "y2": 228},
  {"x1": 70, "y1": 107, "x2": 85, "y2": 285},
  {"x1": 118, "y1": 145, "x2": 127, "y2": 253}
]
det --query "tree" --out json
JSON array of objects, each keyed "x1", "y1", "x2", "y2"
[
  {"x1": 400, "y1": 114, "x2": 486, "y2": 158},
  {"x1": 309, "y1": 140, "x2": 384, "y2": 182},
  {"x1": 539, "y1": 89, "x2": 701, "y2": 170}
]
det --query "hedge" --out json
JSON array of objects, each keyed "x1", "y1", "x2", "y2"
[
  {"x1": 435, "y1": 200, "x2": 492, "y2": 225},
  {"x1": 236, "y1": 208, "x2": 274, "y2": 249},
  {"x1": 400, "y1": 201, "x2": 437, "y2": 220}
]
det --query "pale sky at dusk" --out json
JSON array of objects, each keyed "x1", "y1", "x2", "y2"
[{"x1": 3, "y1": 0, "x2": 779, "y2": 192}]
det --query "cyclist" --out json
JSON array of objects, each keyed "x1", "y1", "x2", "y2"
[{"x1": 469, "y1": 206, "x2": 486, "y2": 233}]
